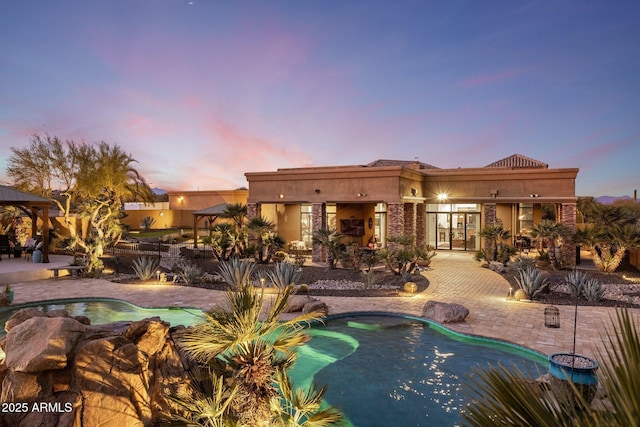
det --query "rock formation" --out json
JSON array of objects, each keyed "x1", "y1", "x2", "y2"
[
  {"x1": 0, "y1": 309, "x2": 198, "y2": 426},
  {"x1": 421, "y1": 300, "x2": 470, "y2": 323}
]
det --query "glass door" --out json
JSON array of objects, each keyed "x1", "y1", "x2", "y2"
[{"x1": 436, "y1": 213, "x2": 450, "y2": 250}]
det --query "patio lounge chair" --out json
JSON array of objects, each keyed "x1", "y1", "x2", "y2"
[{"x1": 0, "y1": 235, "x2": 11, "y2": 260}]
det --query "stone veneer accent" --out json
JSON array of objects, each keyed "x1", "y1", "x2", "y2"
[
  {"x1": 560, "y1": 202, "x2": 577, "y2": 268},
  {"x1": 484, "y1": 203, "x2": 496, "y2": 225},
  {"x1": 416, "y1": 203, "x2": 426, "y2": 247},
  {"x1": 403, "y1": 203, "x2": 416, "y2": 241},
  {"x1": 312, "y1": 203, "x2": 326, "y2": 262},
  {"x1": 387, "y1": 203, "x2": 405, "y2": 236},
  {"x1": 247, "y1": 203, "x2": 260, "y2": 220}
]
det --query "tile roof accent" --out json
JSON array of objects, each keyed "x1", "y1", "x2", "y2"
[
  {"x1": 193, "y1": 203, "x2": 229, "y2": 216},
  {"x1": 0, "y1": 185, "x2": 53, "y2": 204},
  {"x1": 484, "y1": 154, "x2": 548, "y2": 169},
  {"x1": 367, "y1": 159, "x2": 439, "y2": 169}
]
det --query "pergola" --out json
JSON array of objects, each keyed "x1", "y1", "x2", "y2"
[
  {"x1": 0, "y1": 185, "x2": 54, "y2": 263},
  {"x1": 192, "y1": 203, "x2": 229, "y2": 248}
]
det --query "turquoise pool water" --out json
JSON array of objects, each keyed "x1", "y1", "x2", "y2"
[
  {"x1": 2, "y1": 301, "x2": 545, "y2": 426},
  {"x1": 290, "y1": 314, "x2": 545, "y2": 427},
  {"x1": 0, "y1": 298, "x2": 205, "y2": 333}
]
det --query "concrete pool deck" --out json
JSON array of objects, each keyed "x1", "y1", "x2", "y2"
[{"x1": 5, "y1": 252, "x2": 636, "y2": 360}]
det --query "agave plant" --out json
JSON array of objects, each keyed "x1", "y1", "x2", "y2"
[
  {"x1": 268, "y1": 261, "x2": 302, "y2": 289},
  {"x1": 514, "y1": 266, "x2": 550, "y2": 299},
  {"x1": 132, "y1": 256, "x2": 160, "y2": 281},
  {"x1": 462, "y1": 309, "x2": 640, "y2": 426},
  {"x1": 564, "y1": 269, "x2": 590, "y2": 298},
  {"x1": 581, "y1": 278, "x2": 604, "y2": 303},
  {"x1": 177, "y1": 260, "x2": 202, "y2": 285},
  {"x1": 217, "y1": 257, "x2": 255, "y2": 289}
]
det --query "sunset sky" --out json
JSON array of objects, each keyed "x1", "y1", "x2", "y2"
[{"x1": 1, "y1": 1, "x2": 639, "y2": 197}]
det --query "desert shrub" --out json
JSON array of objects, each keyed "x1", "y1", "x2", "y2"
[
  {"x1": 132, "y1": 256, "x2": 160, "y2": 281},
  {"x1": 514, "y1": 266, "x2": 550, "y2": 299},
  {"x1": 268, "y1": 261, "x2": 301, "y2": 289},
  {"x1": 508, "y1": 255, "x2": 537, "y2": 272},
  {"x1": 361, "y1": 269, "x2": 376, "y2": 289}
]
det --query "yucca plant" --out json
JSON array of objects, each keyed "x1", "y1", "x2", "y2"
[
  {"x1": 218, "y1": 257, "x2": 255, "y2": 289},
  {"x1": 361, "y1": 269, "x2": 376, "y2": 289},
  {"x1": 268, "y1": 261, "x2": 302, "y2": 289},
  {"x1": 462, "y1": 309, "x2": 640, "y2": 426},
  {"x1": 132, "y1": 256, "x2": 160, "y2": 281},
  {"x1": 514, "y1": 266, "x2": 550, "y2": 299}
]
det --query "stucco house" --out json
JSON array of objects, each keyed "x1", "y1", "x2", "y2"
[{"x1": 245, "y1": 154, "x2": 579, "y2": 266}]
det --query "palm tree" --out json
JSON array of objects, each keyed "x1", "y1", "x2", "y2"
[
  {"x1": 530, "y1": 220, "x2": 569, "y2": 269},
  {"x1": 462, "y1": 308, "x2": 640, "y2": 426},
  {"x1": 174, "y1": 259, "x2": 344, "y2": 426},
  {"x1": 312, "y1": 228, "x2": 344, "y2": 269},
  {"x1": 247, "y1": 216, "x2": 283, "y2": 263},
  {"x1": 220, "y1": 203, "x2": 248, "y2": 231},
  {"x1": 575, "y1": 223, "x2": 640, "y2": 273},
  {"x1": 478, "y1": 223, "x2": 511, "y2": 262}
]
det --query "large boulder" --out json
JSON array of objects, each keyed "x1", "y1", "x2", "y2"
[
  {"x1": 422, "y1": 301, "x2": 469, "y2": 323},
  {"x1": 285, "y1": 295, "x2": 317, "y2": 312},
  {"x1": 5, "y1": 316, "x2": 86, "y2": 372},
  {"x1": 0, "y1": 310, "x2": 197, "y2": 427}
]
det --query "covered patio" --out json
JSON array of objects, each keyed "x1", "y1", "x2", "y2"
[{"x1": 0, "y1": 185, "x2": 54, "y2": 263}]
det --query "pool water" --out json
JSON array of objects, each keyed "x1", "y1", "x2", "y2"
[
  {"x1": 290, "y1": 315, "x2": 545, "y2": 427},
  {"x1": 0, "y1": 298, "x2": 205, "y2": 334}
]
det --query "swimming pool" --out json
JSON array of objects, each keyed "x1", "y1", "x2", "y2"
[
  {"x1": 290, "y1": 314, "x2": 546, "y2": 427},
  {"x1": 1, "y1": 301, "x2": 545, "y2": 426}
]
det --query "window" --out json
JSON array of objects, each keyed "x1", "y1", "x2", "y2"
[{"x1": 300, "y1": 204, "x2": 312, "y2": 248}]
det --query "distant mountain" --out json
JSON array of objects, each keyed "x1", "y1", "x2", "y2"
[
  {"x1": 152, "y1": 187, "x2": 167, "y2": 195},
  {"x1": 595, "y1": 195, "x2": 632, "y2": 204}
]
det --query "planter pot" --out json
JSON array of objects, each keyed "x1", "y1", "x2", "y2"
[
  {"x1": 32, "y1": 249, "x2": 42, "y2": 263},
  {"x1": 416, "y1": 259, "x2": 432, "y2": 267},
  {"x1": 549, "y1": 353, "x2": 599, "y2": 405}
]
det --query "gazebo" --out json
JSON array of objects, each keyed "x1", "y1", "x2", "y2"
[
  {"x1": 192, "y1": 203, "x2": 229, "y2": 248},
  {"x1": 0, "y1": 185, "x2": 54, "y2": 263}
]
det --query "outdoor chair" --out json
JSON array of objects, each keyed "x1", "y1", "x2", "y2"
[{"x1": 0, "y1": 235, "x2": 11, "y2": 260}]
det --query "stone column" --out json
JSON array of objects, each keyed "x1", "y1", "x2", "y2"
[
  {"x1": 387, "y1": 203, "x2": 405, "y2": 236},
  {"x1": 247, "y1": 203, "x2": 261, "y2": 220},
  {"x1": 416, "y1": 203, "x2": 426, "y2": 247},
  {"x1": 311, "y1": 203, "x2": 326, "y2": 262},
  {"x1": 403, "y1": 203, "x2": 416, "y2": 241},
  {"x1": 483, "y1": 203, "x2": 497, "y2": 259},
  {"x1": 560, "y1": 203, "x2": 577, "y2": 268}
]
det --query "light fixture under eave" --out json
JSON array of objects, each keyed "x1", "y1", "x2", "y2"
[
  {"x1": 278, "y1": 194, "x2": 285, "y2": 199},
  {"x1": 437, "y1": 193, "x2": 448, "y2": 202},
  {"x1": 357, "y1": 192, "x2": 367, "y2": 197}
]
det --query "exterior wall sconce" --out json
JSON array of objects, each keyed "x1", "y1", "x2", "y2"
[
  {"x1": 178, "y1": 196, "x2": 184, "y2": 202},
  {"x1": 278, "y1": 194, "x2": 284, "y2": 199},
  {"x1": 315, "y1": 189, "x2": 321, "y2": 194},
  {"x1": 490, "y1": 189, "x2": 498, "y2": 198},
  {"x1": 411, "y1": 188, "x2": 418, "y2": 196},
  {"x1": 545, "y1": 305, "x2": 560, "y2": 328},
  {"x1": 159, "y1": 212, "x2": 165, "y2": 217},
  {"x1": 368, "y1": 217, "x2": 373, "y2": 229},
  {"x1": 357, "y1": 192, "x2": 367, "y2": 197},
  {"x1": 530, "y1": 194, "x2": 540, "y2": 198}
]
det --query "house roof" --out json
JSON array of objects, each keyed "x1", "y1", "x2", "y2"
[
  {"x1": 367, "y1": 159, "x2": 439, "y2": 169},
  {"x1": 484, "y1": 154, "x2": 548, "y2": 169},
  {"x1": 192, "y1": 203, "x2": 229, "y2": 216},
  {"x1": 0, "y1": 185, "x2": 53, "y2": 205}
]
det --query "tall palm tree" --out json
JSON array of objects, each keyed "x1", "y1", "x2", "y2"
[
  {"x1": 174, "y1": 259, "x2": 344, "y2": 426},
  {"x1": 462, "y1": 308, "x2": 640, "y2": 426}
]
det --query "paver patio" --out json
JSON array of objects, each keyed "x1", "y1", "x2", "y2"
[{"x1": 4, "y1": 252, "x2": 636, "y2": 360}]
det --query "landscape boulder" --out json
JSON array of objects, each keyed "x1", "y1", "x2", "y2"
[
  {"x1": 0, "y1": 309, "x2": 198, "y2": 427},
  {"x1": 422, "y1": 301, "x2": 469, "y2": 323}
]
